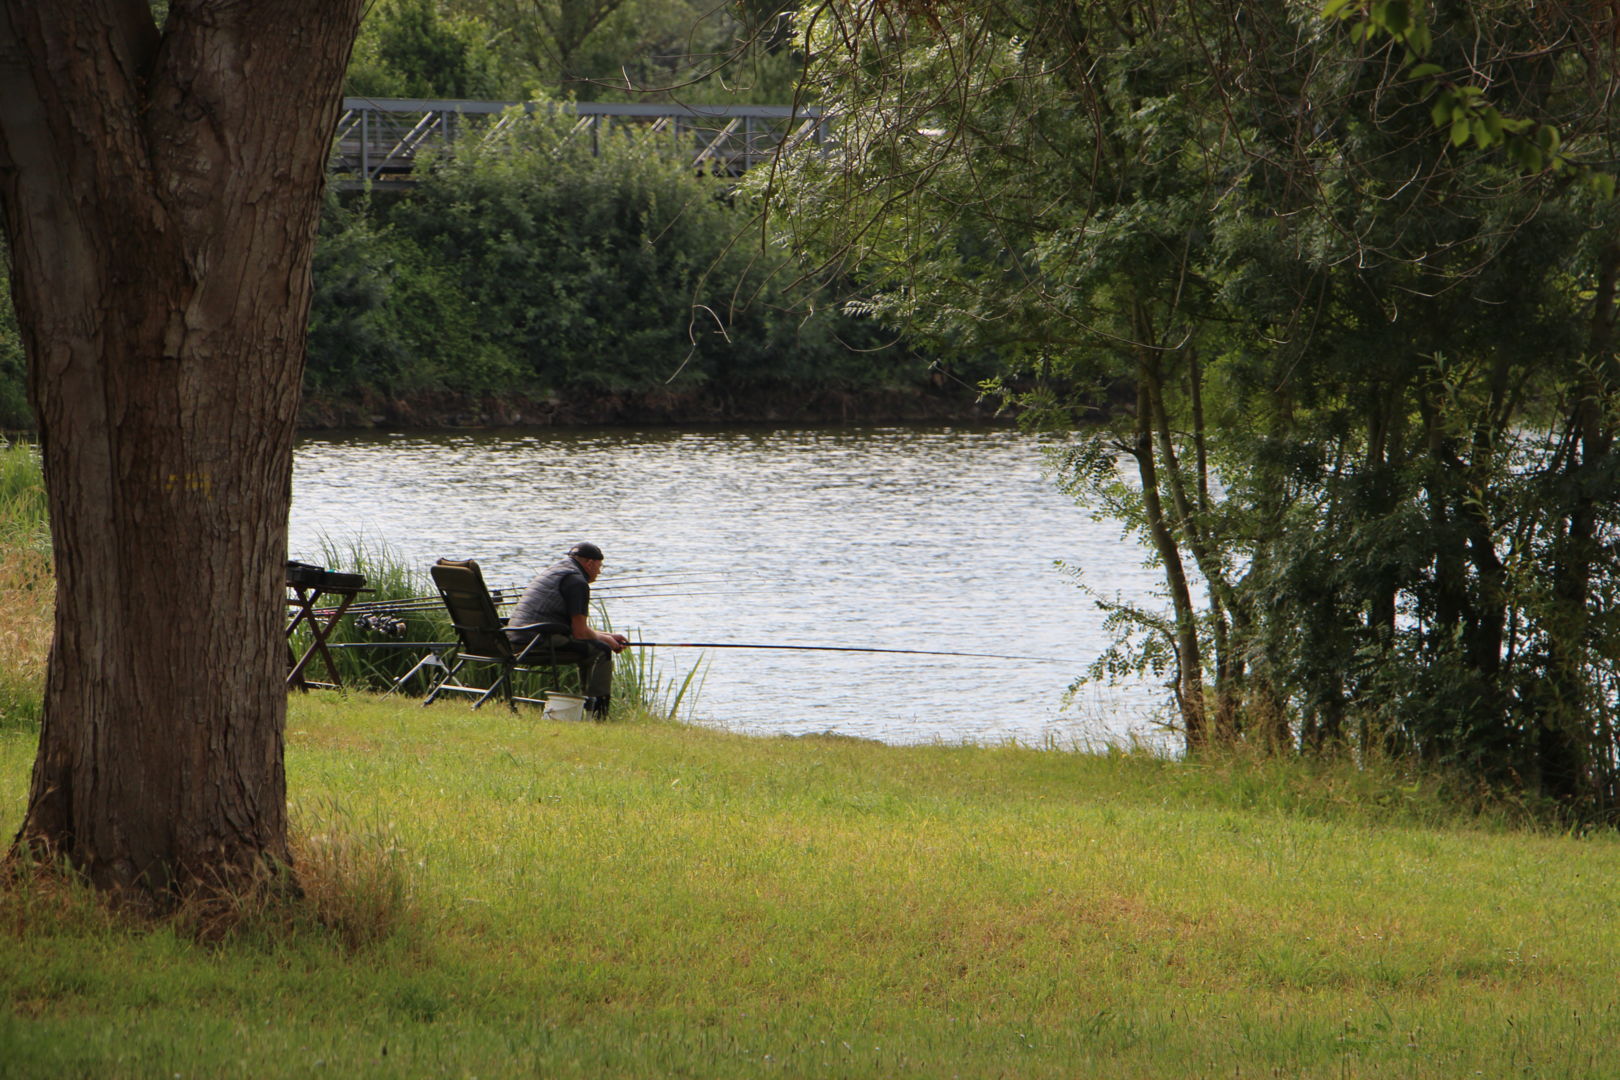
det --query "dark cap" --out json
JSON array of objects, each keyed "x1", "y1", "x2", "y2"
[{"x1": 569, "y1": 541, "x2": 604, "y2": 561}]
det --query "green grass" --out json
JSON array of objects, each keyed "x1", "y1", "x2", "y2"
[
  {"x1": 0, "y1": 439, "x2": 46, "y2": 540},
  {"x1": 5, "y1": 695, "x2": 1620, "y2": 1077},
  {"x1": 0, "y1": 439, "x2": 48, "y2": 730}
]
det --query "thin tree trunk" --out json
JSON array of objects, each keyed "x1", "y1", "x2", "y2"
[
  {"x1": 1145, "y1": 349, "x2": 1240, "y2": 742},
  {"x1": 1542, "y1": 234, "x2": 1620, "y2": 804},
  {"x1": 0, "y1": 1, "x2": 364, "y2": 901},
  {"x1": 1132, "y1": 363, "x2": 1207, "y2": 750}
]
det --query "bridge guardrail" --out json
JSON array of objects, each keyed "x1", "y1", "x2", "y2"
[{"x1": 331, "y1": 97, "x2": 832, "y2": 183}]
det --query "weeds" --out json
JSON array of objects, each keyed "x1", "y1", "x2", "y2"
[
  {"x1": 598, "y1": 603, "x2": 707, "y2": 720},
  {"x1": 288, "y1": 797, "x2": 423, "y2": 952},
  {"x1": 0, "y1": 439, "x2": 46, "y2": 541},
  {"x1": 0, "y1": 440, "x2": 48, "y2": 731},
  {"x1": 2, "y1": 806, "x2": 421, "y2": 956},
  {"x1": 0, "y1": 852, "x2": 117, "y2": 942}
]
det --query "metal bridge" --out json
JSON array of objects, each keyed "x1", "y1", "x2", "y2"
[{"x1": 330, "y1": 97, "x2": 830, "y2": 184}]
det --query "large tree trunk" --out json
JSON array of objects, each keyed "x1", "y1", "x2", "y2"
[{"x1": 0, "y1": 1, "x2": 363, "y2": 901}]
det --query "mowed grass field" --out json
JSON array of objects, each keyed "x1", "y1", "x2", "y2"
[{"x1": 4, "y1": 695, "x2": 1620, "y2": 1078}]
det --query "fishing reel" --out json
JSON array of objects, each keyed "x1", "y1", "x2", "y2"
[{"x1": 354, "y1": 611, "x2": 408, "y2": 637}]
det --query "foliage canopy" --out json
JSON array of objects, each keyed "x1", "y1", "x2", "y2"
[{"x1": 761, "y1": 0, "x2": 1620, "y2": 811}]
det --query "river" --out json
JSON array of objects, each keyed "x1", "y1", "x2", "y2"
[{"x1": 289, "y1": 425, "x2": 1172, "y2": 747}]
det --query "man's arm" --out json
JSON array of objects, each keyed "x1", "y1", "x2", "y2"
[{"x1": 570, "y1": 613, "x2": 628, "y2": 652}]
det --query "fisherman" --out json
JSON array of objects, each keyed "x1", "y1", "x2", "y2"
[{"x1": 507, "y1": 541, "x2": 628, "y2": 718}]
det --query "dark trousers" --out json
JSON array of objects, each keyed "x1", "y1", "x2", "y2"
[{"x1": 541, "y1": 634, "x2": 614, "y2": 698}]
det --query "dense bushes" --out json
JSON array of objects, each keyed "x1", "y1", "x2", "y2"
[
  {"x1": 0, "y1": 113, "x2": 947, "y2": 433},
  {"x1": 303, "y1": 111, "x2": 927, "y2": 410},
  {"x1": 307, "y1": 201, "x2": 521, "y2": 396}
]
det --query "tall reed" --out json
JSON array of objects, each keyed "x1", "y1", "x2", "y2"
[
  {"x1": 286, "y1": 535, "x2": 452, "y2": 693},
  {"x1": 0, "y1": 438, "x2": 47, "y2": 539}
]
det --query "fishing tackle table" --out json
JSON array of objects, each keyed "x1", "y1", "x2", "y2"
[{"x1": 285, "y1": 562, "x2": 370, "y2": 690}]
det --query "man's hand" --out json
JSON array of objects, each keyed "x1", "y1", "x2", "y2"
[{"x1": 598, "y1": 630, "x2": 629, "y2": 653}]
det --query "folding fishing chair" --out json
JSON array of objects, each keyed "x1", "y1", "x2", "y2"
[{"x1": 422, "y1": 558, "x2": 573, "y2": 710}]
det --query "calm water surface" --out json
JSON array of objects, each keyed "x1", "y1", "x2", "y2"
[{"x1": 290, "y1": 425, "x2": 1170, "y2": 746}]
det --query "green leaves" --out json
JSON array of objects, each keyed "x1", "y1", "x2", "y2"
[
  {"x1": 1325, "y1": 0, "x2": 1615, "y2": 190},
  {"x1": 1327, "y1": 0, "x2": 1431, "y2": 52}
]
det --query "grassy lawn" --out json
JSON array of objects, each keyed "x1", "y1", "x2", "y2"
[{"x1": 4, "y1": 695, "x2": 1620, "y2": 1078}]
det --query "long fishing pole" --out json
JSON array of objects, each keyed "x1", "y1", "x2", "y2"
[
  {"x1": 324, "y1": 588, "x2": 725, "y2": 618},
  {"x1": 596, "y1": 576, "x2": 742, "y2": 588},
  {"x1": 306, "y1": 634, "x2": 1067, "y2": 664},
  {"x1": 320, "y1": 578, "x2": 744, "y2": 615},
  {"x1": 629, "y1": 641, "x2": 1069, "y2": 663}
]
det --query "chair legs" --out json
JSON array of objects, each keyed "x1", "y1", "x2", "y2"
[
  {"x1": 388, "y1": 649, "x2": 450, "y2": 698},
  {"x1": 421, "y1": 652, "x2": 567, "y2": 712}
]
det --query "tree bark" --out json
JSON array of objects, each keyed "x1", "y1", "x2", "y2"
[{"x1": 0, "y1": 0, "x2": 363, "y2": 901}]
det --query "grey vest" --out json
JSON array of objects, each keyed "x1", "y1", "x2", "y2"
[{"x1": 508, "y1": 557, "x2": 588, "y2": 636}]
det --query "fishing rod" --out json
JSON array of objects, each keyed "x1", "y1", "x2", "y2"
[
  {"x1": 316, "y1": 577, "x2": 744, "y2": 615},
  {"x1": 595, "y1": 580, "x2": 737, "y2": 592},
  {"x1": 323, "y1": 587, "x2": 726, "y2": 618},
  {"x1": 307, "y1": 634, "x2": 1069, "y2": 664},
  {"x1": 629, "y1": 641, "x2": 1070, "y2": 663}
]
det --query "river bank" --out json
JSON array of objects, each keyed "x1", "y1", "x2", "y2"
[{"x1": 295, "y1": 382, "x2": 1011, "y2": 430}]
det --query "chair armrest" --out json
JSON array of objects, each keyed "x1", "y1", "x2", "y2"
[{"x1": 509, "y1": 622, "x2": 573, "y2": 663}]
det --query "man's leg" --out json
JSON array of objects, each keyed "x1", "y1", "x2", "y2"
[
  {"x1": 579, "y1": 649, "x2": 614, "y2": 716},
  {"x1": 548, "y1": 635, "x2": 613, "y2": 716}
]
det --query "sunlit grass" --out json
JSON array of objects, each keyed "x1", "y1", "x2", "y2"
[{"x1": 5, "y1": 694, "x2": 1620, "y2": 1077}]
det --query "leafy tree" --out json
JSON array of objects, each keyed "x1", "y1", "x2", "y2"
[
  {"x1": 763, "y1": 0, "x2": 1620, "y2": 809},
  {"x1": 346, "y1": 0, "x2": 509, "y2": 99},
  {"x1": 307, "y1": 194, "x2": 518, "y2": 396},
  {"x1": 764, "y1": 1, "x2": 1252, "y2": 744},
  {"x1": 458, "y1": 0, "x2": 801, "y2": 103}
]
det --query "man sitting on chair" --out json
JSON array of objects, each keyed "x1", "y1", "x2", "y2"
[{"x1": 507, "y1": 541, "x2": 628, "y2": 718}]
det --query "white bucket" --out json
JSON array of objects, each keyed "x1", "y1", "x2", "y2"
[{"x1": 542, "y1": 693, "x2": 588, "y2": 722}]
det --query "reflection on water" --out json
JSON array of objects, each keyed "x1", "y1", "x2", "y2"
[{"x1": 290, "y1": 425, "x2": 1170, "y2": 746}]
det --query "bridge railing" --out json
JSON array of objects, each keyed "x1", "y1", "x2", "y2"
[{"x1": 331, "y1": 97, "x2": 831, "y2": 183}]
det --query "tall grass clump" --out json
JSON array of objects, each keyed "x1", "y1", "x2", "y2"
[
  {"x1": 286, "y1": 534, "x2": 450, "y2": 693},
  {"x1": 0, "y1": 439, "x2": 49, "y2": 730},
  {"x1": 285, "y1": 796, "x2": 424, "y2": 952},
  {"x1": 591, "y1": 604, "x2": 705, "y2": 720},
  {"x1": 615, "y1": 630, "x2": 707, "y2": 722},
  {"x1": 0, "y1": 438, "x2": 46, "y2": 535}
]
